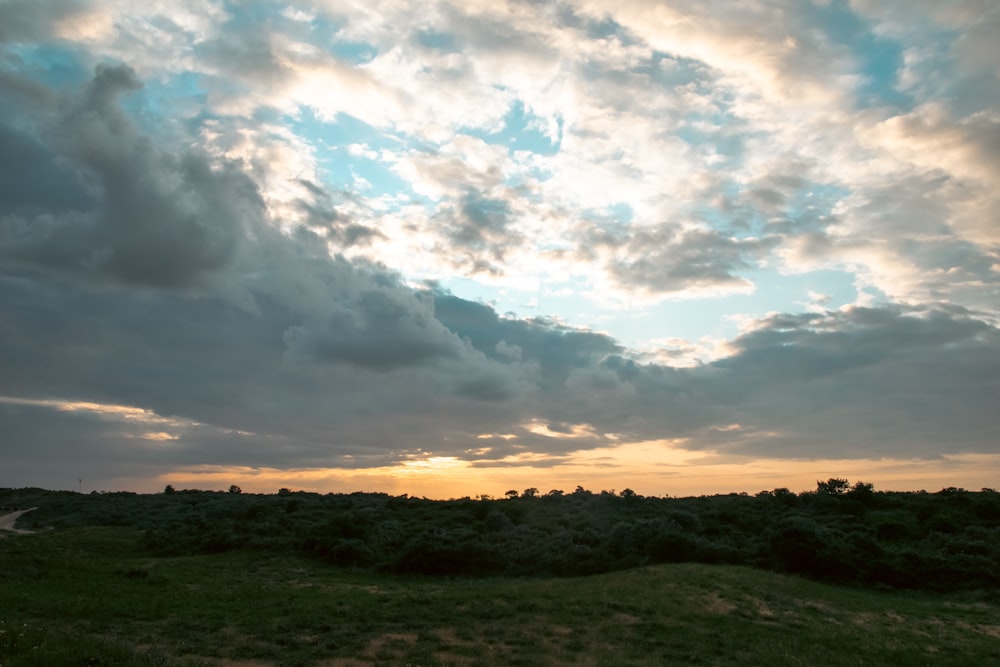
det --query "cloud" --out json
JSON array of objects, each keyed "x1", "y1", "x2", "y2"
[
  {"x1": 282, "y1": 282, "x2": 465, "y2": 371},
  {"x1": 698, "y1": 304, "x2": 1000, "y2": 457},
  {"x1": 1, "y1": 64, "x2": 262, "y2": 288},
  {"x1": 290, "y1": 177, "x2": 384, "y2": 247},
  {"x1": 0, "y1": 0, "x2": 87, "y2": 44},
  {"x1": 599, "y1": 224, "x2": 778, "y2": 297},
  {"x1": 1, "y1": 1, "x2": 998, "y2": 493},
  {"x1": 0, "y1": 65, "x2": 539, "y2": 465},
  {"x1": 433, "y1": 188, "x2": 521, "y2": 274},
  {"x1": 0, "y1": 122, "x2": 93, "y2": 216},
  {"x1": 854, "y1": 103, "x2": 1000, "y2": 247},
  {"x1": 3, "y1": 219, "x2": 999, "y2": 485},
  {"x1": 578, "y1": 0, "x2": 859, "y2": 108}
]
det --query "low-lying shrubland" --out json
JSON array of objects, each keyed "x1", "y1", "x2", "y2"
[
  {"x1": 2, "y1": 522, "x2": 999, "y2": 665},
  {"x1": 3, "y1": 481, "x2": 998, "y2": 590}
]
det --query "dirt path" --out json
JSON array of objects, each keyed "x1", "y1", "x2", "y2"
[{"x1": 0, "y1": 508, "x2": 36, "y2": 534}]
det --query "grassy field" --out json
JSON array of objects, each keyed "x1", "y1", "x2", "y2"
[{"x1": 2, "y1": 526, "x2": 999, "y2": 666}]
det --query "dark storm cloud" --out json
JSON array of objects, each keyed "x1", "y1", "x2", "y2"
[
  {"x1": 431, "y1": 298, "x2": 1000, "y2": 461},
  {"x1": 0, "y1": 259, "x2": 502, "y2": 469},
  {"x1": 692, "y1": 304, "x2": 1000, "y2": 457},
  {"x1": 0, "y1": 404, "x2": 166, "y2": 488},
  {"x1": 1, "y1": 64, "x2": 260, "y2": 288},
  {"x1": 0, "y1": 67, "x2": 461, "y2": 396},
  {"x1": 283, "y1": 284, "x2": 466, "y2": 371},
  {"x1": 0, "y1": 123, "x2": 93, "y2": 215},
  {"x1": 4, "y1": 247, "x2": 1000, "y2": 480},
  {"x1": 0, "y1": 65, "x2": 547, "y2": 472},
  {"x1": 432, "y1": 292, "x2": 622, "y2": 391}
]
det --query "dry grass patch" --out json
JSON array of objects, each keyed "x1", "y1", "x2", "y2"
[{"x1": 703, "y1": 592, "x2": 737, "y2": 615}]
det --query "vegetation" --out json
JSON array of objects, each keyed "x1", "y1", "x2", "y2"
[
  {"x1": 1, "y1": 526, "x2": 998, "y2": 665},
  {"x1": 3, "y1": 481, "x2": 998, "y2": 591},
  {"x1": 1, "y1": 482, "x2": 999, "y2": 664}
]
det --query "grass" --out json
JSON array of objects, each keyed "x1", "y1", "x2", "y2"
[{"x1": 1, "y1": 526, "x2": 999, "y2": 666}]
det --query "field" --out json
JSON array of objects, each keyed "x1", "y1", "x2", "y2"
[{"x1": 2, "y1": 521, "x2": 999, "y2": 666}]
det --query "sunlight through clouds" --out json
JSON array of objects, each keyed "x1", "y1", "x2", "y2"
[{"x1": 0, "y1": 396, "x2": 199, "y2": 430}]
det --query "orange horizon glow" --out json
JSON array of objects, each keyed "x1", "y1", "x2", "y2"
[
  {"x1": 139, "y1": 444, "x2": 1000, "y2": 499},
  {"x1": 5, "y1": 396, "x2": 994, "y2": 498}
]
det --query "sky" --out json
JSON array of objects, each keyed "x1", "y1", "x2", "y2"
[{"x1": 1, "y1": 0, "x2": 998, "y2": 498}]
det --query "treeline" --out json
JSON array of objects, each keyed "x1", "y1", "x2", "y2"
[{"x1": 3, "y1": 481, "x2": 999, "y2": 591}]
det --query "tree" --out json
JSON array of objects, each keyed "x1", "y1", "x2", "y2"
[
  {"x1": 163, "y1": 484, "x2": 176, "y2": 494},
  {"x1": 768, "y1": 487, "x2": 798, "y2": 507},
  {"x1": 485, "y1": 510, "x2": 513, "y2": 532},
  {"x1": 505, "y1": 489, "x2": 519, "y2": 499},
  {"x1": 522, "y1": 487, "x2": 538, "y2": 498},
  {"x1": 847, "y1": 480, "x2": 875, "y2": 502},
  {"x1": 816, "y1": 478, "x2": 850, "y2": 495},
  {"x1": 228, "y1": 484, "x2": 242, "y2": 494}
]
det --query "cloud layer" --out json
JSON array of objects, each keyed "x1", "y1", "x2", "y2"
[{"x1": 1, "y1": 1, "x2": 998, "y2": 493}]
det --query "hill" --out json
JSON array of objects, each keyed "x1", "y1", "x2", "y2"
[{"x1": 2, "y1": 485, "x2": 999, "y2": 664}]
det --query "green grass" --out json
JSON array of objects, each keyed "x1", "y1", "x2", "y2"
[{"x1": 2, "y1": 527, "x2": 998, "y2": 666}]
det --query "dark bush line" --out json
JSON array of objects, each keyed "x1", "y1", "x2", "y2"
[{"x1": 3, "y1": 482, "x2": 999, "y2": 591}]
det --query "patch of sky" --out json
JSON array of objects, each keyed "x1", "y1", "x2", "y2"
[
  {"x1": 437, "y1": 277, "x2": 508, "y2": 314},
  {"x1": 606, "y1": 203, "x2": 635, "y2": 225},
  {"x1": 125, "y1": 72, "x2": 207, "y2": 135},
  {"x1": 288, "y1": 107, "x2": 398, "y2": 150},
  {"x1": 300, "y1": 11, "x2": 378, "y2": 64},
  {"x1": 507, "y1": 158, "x2": 554, "y2": 189},
  {"x1": 416, "y1": 30, "x2": 459, "y2": 53},
  {"x1": 439, "y1": 266, "x2": 859, "y2": 353},
  {"x1": 463, "y1": 100, "x2": 561, "y2": 157},
  {"x1": 854, "y1": 42, "x2": 910, "y2": 110},
  {"x1": 583, "y1": 16, "x2": 625, "y2": 41},
  {"x1": 753, "y1": 267, "x2": 858, "y2": 313},
  {"x1": 675, "y1": 110, "x2": 746, "y2": 167},
  {"x1": 348, "y1": 150, "x2": 411, "y2": 196},
  {"x1": 327, "y1": 40, "x2": 378, "y2": 65},
  {"x1": 804, "y1": 0, "x2": 911, "y2": 110},
  {"x1": 221, "y1": 0, "x2": 273, "y2": 24},
  {"x1": 856, "y1": 282, "x2": 890, "y2": 308},
  {"x1": 4, "y1": 43, "x2": 89, "y2": 89},
  {"x1": 610, "y1": 267, "x2": 861, "y2": 348},
  {"x1": 439, "y1": 276, "x2": 611, "y2": 335},
  {"x1": 286, "y1": 108, "x2": 414, "y2": 200}
]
